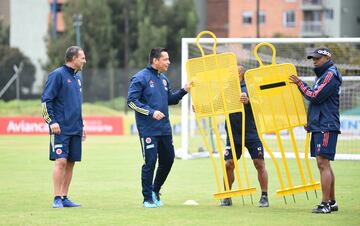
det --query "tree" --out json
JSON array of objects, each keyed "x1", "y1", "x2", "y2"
[
  {"x1": 165, "y1": 0, "x2": 198, "y2": 63},
  {"x1": 0, "y1": 19, "x2": 35, "y2": 101},
  {"x1": 46, "y1": 0, "x2": 115, "y2": 102},
  {"x1": 131, "y1": 16, "x2": 168, "y2": 67},
  {"x1": 44, "y1": 0, "x2": 199, "y2": 105},
  {"x1": 0, "y1": 46, "x2": 36, "y2": 101},
  {"x1": 0, "y1": 17, "x2": 9, "y2": 46}
]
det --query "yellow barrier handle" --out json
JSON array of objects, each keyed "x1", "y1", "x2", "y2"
[
  {"x1": 253, "y1": 42, "x2": 277, "y2": 67},
  {"x1": 195, "y1": 31, "x2": 217, "y2": 57}
]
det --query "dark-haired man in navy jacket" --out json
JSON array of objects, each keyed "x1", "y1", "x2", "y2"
[{"x1": 127, "y1": 48, "x2": 191, "y2": 208}]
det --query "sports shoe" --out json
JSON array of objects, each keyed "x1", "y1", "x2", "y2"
[
  {"x1": 258, "y1": 195, "x2": 269, "y2": 208},
  {"x1": 53, "y1": 198, "x2": 64, "y2": 208},
  {"x1": 220, "y1": 198, "x2": 232, "y2": 206},
  {"x1": 62, "y1": 198, "x2": 81, "y2": 207},
  {"x1": 152, "y1": 192, "x2": 164, "y2": 207},
  {"x1": 330, "y1": 201, "x2": 338, "y2": 211},
  {"x1": 143, "y1": 200, "x2": 157, "y2": 208},
  {"x1": 312, "y1": 203, "x2": 331, "y2": 214}
]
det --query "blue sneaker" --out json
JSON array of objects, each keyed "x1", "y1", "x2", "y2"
[
  {"x1": 143, "y1": 200, "x2": 157, "y2": 208},
  {"x1": 53, "y1": 198, "x2": 64, "y2": 208},
  {"x1": 62, "y1": 198, "x2": 81, "y2": 207},
  {"x1": 152, "y1": 192, "x2": 164, "y2": 207}
]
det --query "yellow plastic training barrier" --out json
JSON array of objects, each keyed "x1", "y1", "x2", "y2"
[
  {"x1": 244, "y1": 42, "x2": 320, "y2": 202},
  {"x1": 186, "y1": 31, "x2": 256, "y2": 200}
]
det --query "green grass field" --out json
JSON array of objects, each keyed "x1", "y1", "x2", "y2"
[
  {"x1": 0, "y1": 100, "x2": 122, "y2": 116},
  {"x1": 0, "y1": 135, "x2": 360, "y2": 226}
]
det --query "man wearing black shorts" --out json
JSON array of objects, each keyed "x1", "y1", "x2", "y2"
[
  {"x1": 220, "y1": 66, "x2": 269, "y2": 208},
  {"x1": 42, "y1": 46, "x2": 86, "y2": 208},
  {"x1": 290, "y1": 47, "x2": 342, "y2": 214}
]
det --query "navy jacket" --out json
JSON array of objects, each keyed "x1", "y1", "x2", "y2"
[
  {"x1": 127, "y1": 65, "x2": 187, "y2": 137},
  {"x1": 226, "y1": 80, "x2": 260, "y2": 143},
  {"x1": 41, "y1": 65, "x2": 83, "y2": 135},
  {"x1": 296, "y1": 60, "x2": 342, "y2": 133}
]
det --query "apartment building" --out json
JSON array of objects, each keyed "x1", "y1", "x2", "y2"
[
  {"x1": 303, "y1": 0, "x2": 360, "y2": 37},
  {"x1": 229, "y1": 0, "x2": 301, "y2": 37},
  {"x1": 205, "y1": 0, "x2": 360, "y2": 37}
]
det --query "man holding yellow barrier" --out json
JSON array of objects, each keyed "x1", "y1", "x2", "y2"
[
  {"x1": 221, "y1": 65, "x2": 269, "y2": 208},
  {"x1": 290, "y1": 47, "x2": 342, "y2": 214}
]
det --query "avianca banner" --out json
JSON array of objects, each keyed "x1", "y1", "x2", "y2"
[{"x1": 0, "y1": 116, "x2": 124, "y2": 135}]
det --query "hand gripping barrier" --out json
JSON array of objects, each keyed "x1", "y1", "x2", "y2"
[
  {"x1": 186, "y1": 31, "x2": 256, "y2": 201},
  {"x1": 244, "y1": 42, "x2": 320, "y2": 203}
]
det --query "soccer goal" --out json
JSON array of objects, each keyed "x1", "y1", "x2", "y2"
[{"x1": 177, "y1": 37, "x2": 360, "y2": 160}]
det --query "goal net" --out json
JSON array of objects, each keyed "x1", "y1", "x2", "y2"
[{"x1": 177, "y1": 38, "x2": 360, "y2": 160}]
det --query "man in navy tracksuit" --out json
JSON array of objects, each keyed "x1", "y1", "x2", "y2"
[
  {"x1": 127, "y1": 48, "x2": 191, "y2": 208},
  {"x1": 290, "y1": 47, "x2": 342, "y2": 214},
  {"x1": 220, "y1": 66, "x2": 269, "y2": 208},
  {"x1": 41, "y1": 46, "x2": 86, "y2": 208}
]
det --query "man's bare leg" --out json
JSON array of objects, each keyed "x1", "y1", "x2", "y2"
[{"x1": 253, "y1": 159, "x2": 269, "y2": 207}]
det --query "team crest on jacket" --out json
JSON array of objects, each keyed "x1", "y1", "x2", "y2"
[
  {"x1": 78, "y1": 79, "x2": 81, "y2": 86},
  {"x1": 56, "y1": 148, "x2": 62, "y2": 155},
  {"x1": 162, "y1": 79, "x2": 168, "y2": 90},
  {"x1": 149, "y1": 80, "x2": 154, "y2": 88},
  {"x1": 145, "y1": 137, "x2": 152, "y2": 144}
]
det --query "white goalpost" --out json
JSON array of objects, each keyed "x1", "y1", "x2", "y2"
[{"x1": 177, "y1": 37, "x2": 360, "y2": 160}]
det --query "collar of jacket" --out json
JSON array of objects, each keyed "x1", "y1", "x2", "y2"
[
  {"x1": 63, "y1": 64, "x2": 77, "y2": 75},
  {"x1": 313, "y1": 60, "x2": 334, "y2": 77},
  {"x1": 146, "y1": 64, "x2": 161, "y2": 76}
]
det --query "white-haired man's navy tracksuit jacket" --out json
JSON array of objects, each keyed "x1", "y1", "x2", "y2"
[
  {"x1": 41, "y1": 65, "x2": 83, "y2": 161},
  {"x1": 127, "y1": 65, "x2": 187, "y2": 202}
]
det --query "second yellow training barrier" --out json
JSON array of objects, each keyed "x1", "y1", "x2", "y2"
[{"x1": 244, "y1": 42, "x2": 320, "y2": 200}]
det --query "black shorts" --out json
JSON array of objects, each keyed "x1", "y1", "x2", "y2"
[
  {"x1": 224, "y1": 139, "x2": 264, "y2": 161},
  {"x1": 49, "y1": 134, "x2": 82, "y2": 161},
  {"x1": 310, "y1": 132, "x2": 338, "y2": 161}
]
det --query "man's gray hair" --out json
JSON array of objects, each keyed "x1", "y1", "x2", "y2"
[{"x1": 65, "y1": 46, "x2": 83, "y2": 63}]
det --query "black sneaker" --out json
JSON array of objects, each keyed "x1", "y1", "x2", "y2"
[
  {"x1": 330, "y1": 201, "x2": 338, "y2": 211},
  {"x1": 220, "y1": 198, "x2": 232, "y2": 206},
  {"x1": 312, "y1": 203, "x2": 331, "y2": 214},
  {"x1": 258, "y1": 195, "x2": 269, "y2": 208}
]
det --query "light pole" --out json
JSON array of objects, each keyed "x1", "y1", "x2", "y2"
[
  {"x1": 73, "y1": 14, "x2": 82, "y2": 47},
  {"x1": 73, "y1": 14, "x2": 83, "y2": 89},
  {"x1": 123, "y1": 0, "x2": 129, "y2": 112}
]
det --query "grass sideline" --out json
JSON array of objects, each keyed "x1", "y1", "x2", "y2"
[
  {"x1": 0, "y1": 100, "x2": 122, "y2": 116},
  {"x1": 0, "y1": 135, "x2": 359, "y2": 226}
]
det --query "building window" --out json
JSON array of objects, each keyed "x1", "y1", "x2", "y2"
[
  {"x1": 259, "y1": 11, "x2": 266, "y2": 24},
  {"x1": 243, "y1": 11, "x2": 252, "y2": 24},
  {"x1": 283, "y1": 10, "x2": 295, "y2": 27},
  {"x1": 325, "y1": 9, "x2": 333, "y2": 20},
  {"x1": 305, "y1": 0, "x2": 322, "y2": 4}
]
